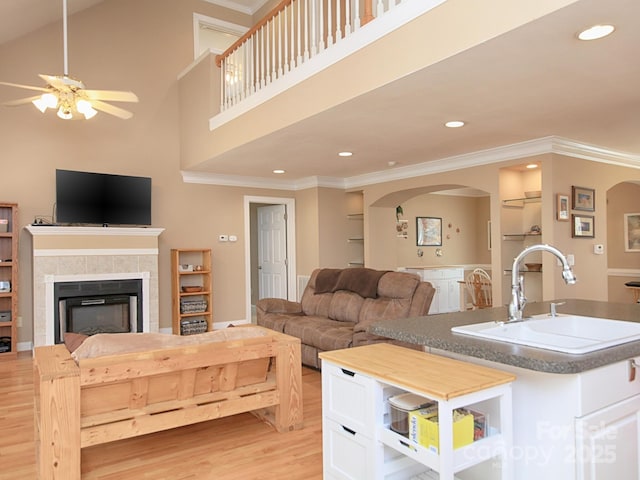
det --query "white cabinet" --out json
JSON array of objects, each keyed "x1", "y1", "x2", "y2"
[
  {"x1": 320, "y1": 344, "x2": 515, "y2": 480},
  {"x1": 407, "y1": 268, "x2": 463, "y2": 314},
  {"x1": 576, "y1": 394, "x2": 640, "y2": 479},
  {"x1": 438, "y1": 350, "x2": 640, "y2": 478},
  {"x1": 574, "y1": 357, "x2": 640, "y2": 480}
]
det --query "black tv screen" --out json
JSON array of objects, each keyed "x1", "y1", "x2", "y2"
[{"x1": 56, "y1": 169, "x2": 152, "y2": 226}]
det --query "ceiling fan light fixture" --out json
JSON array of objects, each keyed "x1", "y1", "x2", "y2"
[
  {"x1": 32, "y1": 92, "x2": 58, "y2": 112},
  {"x1": 76, "y1": 99, "x2": 97, "y2": 119},
  {"x1": 56, "y1": 106, "x2": 72, "y2": 120}
]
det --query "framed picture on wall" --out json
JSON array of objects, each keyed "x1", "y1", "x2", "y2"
[
  {"x1": 556, "y1": 194, "x2": 569, "y2": 221},
  {"x1": 624, "y1": 213, "x2": 640, "y2": 252},
  {"x1": 572, "y1": 214, "x2": 594, "y2": 238},
  {"x1": 572, "y1": 186, "x2": 595, "y2": 211},
  {"x1": 416, "y1": 217, "x2": 442, "y2": 246}
]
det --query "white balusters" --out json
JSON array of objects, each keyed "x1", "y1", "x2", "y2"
[
  {"x1": 218, "y1": 0, "x2": 414, "y2": 110},
  {"x1": 335, "y1": 0, "x2": 342, "y2": 41},
  {"x1": 296, "y1": 0, "x2": 302, "y2": 66},
  {"x1": 345, "y1": 0, "x2": 352, "y2": 36}
]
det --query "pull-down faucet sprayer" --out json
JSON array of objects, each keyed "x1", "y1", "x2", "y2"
[{"x1": 507, "y1": 244, "x2": 577, "y2": 322}]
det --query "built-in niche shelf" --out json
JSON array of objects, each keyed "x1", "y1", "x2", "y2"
[
  {"x1": 502, "y1": 196, "x2": 541, "y2": 208},
  {"x1": 502, "y1": 233, "x2": 543, "y2": 241},
  {"x1": 347, "y1": 212, "x2": 364, "y2": 268}
]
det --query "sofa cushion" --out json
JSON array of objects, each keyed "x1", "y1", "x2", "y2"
[
  {"x1": 355, "y1": 297, "x2": 413, "y2": 333},
  {"x1": 283, "y1": 316, "x2": 355, "y2": 352},
  {"x1": 333, "y1": 268, "x2": 388, "y2": 298},
  {"x1": 301, "y1": 290, "x2": 333, "y2": 317},
  {"x1": 314, "y1": 268, "x2": 342, "y2": 293},
  {"x1": 329, "y1": 290, "x2": 365, "y2": 323},
  {"x1": 258, "y1": 312, "x2": 301, "y2": 333},
  {"x1": 377, "y1": 271, "x2": 420, "y2": 298}
]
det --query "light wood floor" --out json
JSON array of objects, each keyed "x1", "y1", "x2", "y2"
[{"x1": 0, "y1": 353, "x2": 323, "y2": 480}]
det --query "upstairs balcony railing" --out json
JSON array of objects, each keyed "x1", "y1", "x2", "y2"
[{"x1": 215, "y1": 0, "x2": 414, "y2": 112}]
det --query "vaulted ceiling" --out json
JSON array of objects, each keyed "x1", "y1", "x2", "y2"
[{"x1": 2, "y1": 0, "x2": 639, "y2": 184}]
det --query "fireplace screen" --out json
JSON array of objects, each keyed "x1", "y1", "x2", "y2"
[
  {"x1": 54, "y1": 279, "x2": 143, "y2": 344},
  {"x1": 64, "y1": 295, "x2": 133, "y2": 336}
]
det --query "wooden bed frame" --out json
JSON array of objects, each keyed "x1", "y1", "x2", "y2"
[{"x1": 33, "y1": 327, "x2": 303, "y2": 480}]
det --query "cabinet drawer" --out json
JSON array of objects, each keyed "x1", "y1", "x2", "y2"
[
  {"x1": 578, "y1": 357, "x2": 640, "y2": 416},
  {"x1": 323, "y1": 418, "x2": 376, "y2": 480},
  {"x1": 322, "y1": 362, "x2": 377, "y2": 435}
]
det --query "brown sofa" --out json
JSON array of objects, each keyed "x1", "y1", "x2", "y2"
[{"x1": 256, "y1": 267, "x2": 435, "y2": 368}]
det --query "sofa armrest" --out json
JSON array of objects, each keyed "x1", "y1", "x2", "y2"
[
  {"x1": 408, "y1": 281, "x2": 436, "y2": 317},
  {"x1": 256, "y1": 298, "x2": 303, "y2": 315}
]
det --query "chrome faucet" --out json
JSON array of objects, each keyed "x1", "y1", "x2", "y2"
[{"x1": 507, "y1": 244, "x2": 577, "y2": 322}]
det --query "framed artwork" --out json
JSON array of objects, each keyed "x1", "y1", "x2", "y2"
[
  {"x1": 624, "y1": 213, "x2": 640, "y2": 252},
  {"x1": 572, "y1": 214, "x2": 594, "y2": 238},
  {"x1": 572, "y1": 186, "x2": 595, "y2": 211},
  {"x1": 556, "y1": 194, "x2": 569, "y2": 221},
  {"x1": 416, "y1": 217, "x2": 442, "y2": 246}
]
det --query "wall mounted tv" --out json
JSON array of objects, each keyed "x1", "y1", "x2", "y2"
[{"x1": 56, "y1": 169, "x2": 152, "y2": 226}]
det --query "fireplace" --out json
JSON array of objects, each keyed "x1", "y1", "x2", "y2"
[
  {"x1": 26, "y1": 225, "x2": 164, "y2": 348},
  {"x1": 54, "y1": 279, "x2": 143, "y2": 343}
]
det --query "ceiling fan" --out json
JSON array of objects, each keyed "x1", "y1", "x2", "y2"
[{"x1": 0, "y1": 0, "x2": 138, "y2": 120}]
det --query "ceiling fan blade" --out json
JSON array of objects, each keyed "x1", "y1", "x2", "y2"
[
  {"x1": 2, "y1": 95, "x2": 41, "y2": 106},
  {"x1": 39, "y1": 74, "x2": 84, "y2": 90},
  {"x1": 0, "y1": 81, "x2": 49, "y2": 93},
  {"x1": 92, "y1": 100, "x2": 134, "y2": 120},
  {"x1": 83, "y1": 89, "x2": 139, "y2": 103}
]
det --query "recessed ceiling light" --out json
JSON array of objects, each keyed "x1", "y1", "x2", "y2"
[
  {"x1": 578, "y1": 24, "x2": 615, "y2": 41},
  {"x1": 338, "y1": 151, "x2": 353, "y2": 157},
  {"x1": 526, "y1": 163, "x2": 538, "y2": 169},
  {"x1": 445, "y1": 120, "x2": 465, "y2": 128},
  {"x1": 273, "y1": 169, "x2": 285, "y2": 174}
]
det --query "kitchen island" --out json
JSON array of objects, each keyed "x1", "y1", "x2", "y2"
[{"x1": 370, "y1": 299, "x2": 640, "y2": 479}]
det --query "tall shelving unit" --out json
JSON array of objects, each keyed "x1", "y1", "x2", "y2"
[
  {"x1": 0, "y1": 203, "x2": 18, "y2": 359},
  {"x1": 171, "y1": 249, "x2": 213, "y2": 335}
]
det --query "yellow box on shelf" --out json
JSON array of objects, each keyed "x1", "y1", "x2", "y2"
[{"x1": 409, "y1": 407, "x2": 474, "y2": 453}]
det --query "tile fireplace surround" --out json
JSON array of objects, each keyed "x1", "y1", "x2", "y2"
[{"x1": 26, "y1": 226, "x2": 164, "y2": 348}]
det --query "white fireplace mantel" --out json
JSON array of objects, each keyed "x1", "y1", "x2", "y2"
[
  {"x1": 26, "y1": 226, "x2": 164, "y2": 348},
  {"x1": 26, "y1": 226, "x2": 165, "y2": 237}
]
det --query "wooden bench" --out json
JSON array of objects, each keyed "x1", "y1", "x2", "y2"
[{"x1": 33, "y1": 327, "x2": 303, "y2": 479}]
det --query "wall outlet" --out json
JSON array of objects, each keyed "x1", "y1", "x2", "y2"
[
  {"x1": 594, "y1": 244, "x2": 604, "y2": 255},
  {"x1": 229, "y1": 235, "x2": 238, "y2": 242}
]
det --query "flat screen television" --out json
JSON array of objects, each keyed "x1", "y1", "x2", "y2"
[{"x1": 56, "y1": 169, "x2": 152, "y2": 226}]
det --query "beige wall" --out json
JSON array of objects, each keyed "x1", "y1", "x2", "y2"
[
  {"x1": 359, "y1": 155, "x2": 640, "y2": 306},
  {"x1": 607, "y1": 182, "x2": 640, "y2": 303},
  {"x1": 2, "y1": 0, "x2": 639, "y2": 349},
  {"x1": 544, "y1": 155, "x2": 640, "y2": 302},
  {"x1": 394, "y1": 193, "x2": 490, "y2": 268},
  {"x1": 0, "y1": 0, "x2": 280, "y2": 345}
]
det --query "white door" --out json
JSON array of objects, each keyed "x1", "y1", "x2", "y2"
[{"x1": 258, "y1": 204, "x2": 288, "y2": 299}]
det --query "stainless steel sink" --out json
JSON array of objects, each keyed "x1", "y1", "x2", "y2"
[{"x1": 451, "y1": 314, "x2": 640, "y2": 354}]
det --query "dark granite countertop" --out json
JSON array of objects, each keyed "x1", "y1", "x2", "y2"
[{"x1": 370, "y1": 299, "x2": 640, "y2": 374}]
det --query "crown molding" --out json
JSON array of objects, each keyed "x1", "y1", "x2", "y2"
[
  {"x1": 202, "y1": 0, "x2": 263, "y2": 15},
  {"x1": 182, "y1": 136, "x2": 640, "y2": 190}
]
